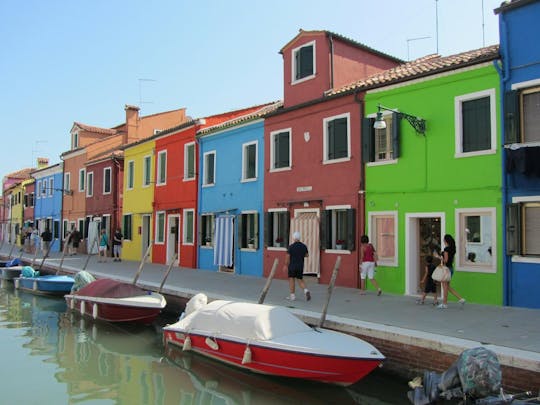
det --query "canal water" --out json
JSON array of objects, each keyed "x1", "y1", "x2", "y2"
[{"x1": 0, "y1": 283, "x2": 411, "y2": 404}]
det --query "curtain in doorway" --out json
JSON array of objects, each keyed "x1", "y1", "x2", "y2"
[
  {"x1": 290, "y1": 212, "x2": 320, "y2": 276},
  {"x1": 214, "y1": 215, "x2": 234, "y2": 267}
]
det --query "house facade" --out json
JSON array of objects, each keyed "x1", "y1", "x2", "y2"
[
  {"x1": 263, "y1": 30, "x2": 402, "y2": 287},
  {"x1": 197, "y1": 102, "x2": 281, "y2": 275},
  {"x1": 356, "y1": 47, "x2": 502, "y2": 304},
  {"x1": 496, "y1": 0, "x2": 540, "y2": 308}
]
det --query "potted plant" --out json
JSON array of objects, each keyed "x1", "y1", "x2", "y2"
[
  {"x1": 275, "y1": 236, "x2": 284, "y2": 247},
  {"x1": 205, "y1": 237, "x2": 212, "y2": 247},
  {"x1": 336, "y1": 239, "x2": 346, "y2": 250},
  {"x1": 248, "y1": 238, "x2": 255, "y2": 249}
]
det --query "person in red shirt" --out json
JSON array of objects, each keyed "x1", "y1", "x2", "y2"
[{"x1": 359, "y1": 235, "x2": 382, "y2": 296}]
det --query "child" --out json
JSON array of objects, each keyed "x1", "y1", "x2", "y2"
[{"x1": 417, "y1": 255, "x2": 438, "y2": 305}]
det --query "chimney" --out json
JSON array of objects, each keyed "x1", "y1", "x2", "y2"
[
  {"x1": 124, "y1": 104, "x2": 140, "y2": 144},
  {"x1": 37, "y1": 157, "x2": 49, "y2": 169}
]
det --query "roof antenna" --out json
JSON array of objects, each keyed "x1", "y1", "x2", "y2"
[
  {"x1": 482, "y1": 0, "x2": 486, "y2": 47},
  {"x1": 406, "y1": 36, "x2": 431, "y2": 61},
  {"x1": 138, "y1": 78, "x2": 156, "y2": 110},
  {"x1": 435, "y1": 0, "x2": 439, "y2": 54}
]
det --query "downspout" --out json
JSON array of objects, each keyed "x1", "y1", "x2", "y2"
[
  {"x1": 354, "y1": 89, "x2": 366, "y2": 289},
  {"x1": 328, "y1": 33, "x2": 335, "y2": 90}
]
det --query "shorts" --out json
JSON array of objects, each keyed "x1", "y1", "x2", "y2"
[
  {"x1": 288, "y1": 267, "x2": 304, "y2": 279},
  {"x1": 98, "y1": 245, "x2": 107, "y2": 253},
  {"x1": 360, "y1": 261, "x2": 376, "y2": 279},
  {"x1": 113, "y1": 245, "x2": 122, "y2": 256}
]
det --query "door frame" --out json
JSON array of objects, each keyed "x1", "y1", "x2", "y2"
[
  {"x1": 141, "y1": 214, "x2": 151, "y2": 259},
  {"x1": 405, "y1": 212, "x2": 445, "y2": 296},
  {"x1": 166, "y1": 214, "x2": 180, "y2": 266}
]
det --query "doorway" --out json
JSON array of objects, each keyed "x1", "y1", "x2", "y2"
[
  {"x1": 141, "y1": 214, "x2": 151, "y2": 259},
  {"x1": 406, "y1": 213, "x2": 444, "y2": 296},
  {"x1": 166, "y1": 214, "x2": 180, "y2": 266}
]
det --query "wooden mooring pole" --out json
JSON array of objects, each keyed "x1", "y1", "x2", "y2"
[
  {"x1": 132, "y1": 241, "x2": 153, "y2": 285},
  {"x1": 83, "y1": 235, "x2": 99, "y2": 271},
  {"x1": 158, "y1": 253, "x2": 177, "y2": 293},
  {"x1": 258, "y1": 258, "x2": 279, "y2": 304},
  {"x1": 318, "y1": 256, "x2": 341, "y2": 328}
]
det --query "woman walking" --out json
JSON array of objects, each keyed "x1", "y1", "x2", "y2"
[
  {"x1": 359, "y1": 235, "x2": 382, "y2": 296},
  {"x1": 437, "y1": 234, "x2": 466, "y2": 309}
]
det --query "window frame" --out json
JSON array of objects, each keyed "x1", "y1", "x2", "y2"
[
  {"x1": 86, "y1": 171, "x2": 94, "y2": 197},
  {"x1": 203, "y1": 151, "x2": 216, "y2": 187},
  {"x1": 123, "y1": 213, "x2": 133, "y2": 241},
  {"x1": 200, "y1": 214, "x2": 215, "y2": 247},
  {"x1": 508, "y1": 196, "x2": 540, "y2": 262},
  {"x1": 64, "y1": 172, "x2": 71, "y2": 195},
  {"x1": 239, "y1": 211, "x2": 259, "y2": 250},
  {"x1": 78, "y1": 168, "x2": 86, "y2": 193},
  {"x1": 182, "y1": 208, "x2": 195, "y2": 245},
  {"x1": 322, "y1": 205, "x2": 355, "y2": 252},
  {"x1": 36, "y1": 181, "x2": 41, "y2": 199},
  {"x1": 155, "y1": 211, "x2": 166, "y2": 244},
  {"x1": 323, "y1": 112, "x2": 351, "y2": 164},
  {"x1": 520, "y1": 86, "x2": 540, "y2": 144},
  {"x1": 242, "y1": 140, "x2": 258, "y2": 182},
  {"x1": 103, "y1": 166, "x2": 112, "y2": 195},
  {"x1": 291, "y1": 40, "x2": 316, "y2": 85},
  {"x1": 454, "y1": 88, "x2": 497, "y2": 158},
  {"x1": 142, "y1": 155, "x2": 152, "y2": 187},
  {"x1": 48, "y1": 178, "x2": 54, "y2": 197},
  {"x1": 270, "y1": 128, "x2": 292, "y2": 172},
  {"x1": 127, "y1": 160, "x2": 135, "y2": 190},
  {"x1": 184, "y1": 142, "x2": 196, "y2": 181},
  {"x1": 156, "y1": 150, "x2": 167, "y2": 186},
  {"x1": 363, "y1": 113, "x2": 400, "y2": 166},
  {"x1": 266, "y1": 209, "x2": 289, "y2": 250},
  {"x1": 368, "y1": 211, "x2": 398, "y2": 266}
]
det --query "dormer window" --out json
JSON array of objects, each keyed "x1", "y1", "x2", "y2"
[
  {"x1": 72, "y1": 131, "x2": 79, "y2": 149},
  {"x1": 292, "y1": 41, "x2": 315, "y2": 84}
]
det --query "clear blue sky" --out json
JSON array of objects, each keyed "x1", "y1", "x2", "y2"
[{"x1": 0, "y1": 0, "x2": 501, "y2": 190}]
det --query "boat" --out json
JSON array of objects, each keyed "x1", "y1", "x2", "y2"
[
  {"x1": 0, "y1": 258, "x2": 21, "y2": 267},
  {"x1": 0, "y1": 266, "x2": 25, "y2": 280},
  {"x1": 15, "y1": 269, "x2": 75, "y2": 295},
  {"x1": 163, "y1": 293, "x2": 385, "y2": 386},
  {"x1": 65, "y1": 275, "x2": 167, "y2": 324}
]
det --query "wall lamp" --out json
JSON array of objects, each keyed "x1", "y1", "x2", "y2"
[{"x1": 374, "y1": 104, "x2": 426, "y2": 135}]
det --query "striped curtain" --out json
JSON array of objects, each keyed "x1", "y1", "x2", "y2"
[
  {"x1": 290, "y1": 212, "x2": 320, "y2": 275},
  {"x1": 214, "y1": 215, "x2": 234, "y2": 267}
]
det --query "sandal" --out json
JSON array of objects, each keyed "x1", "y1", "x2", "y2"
[{"x1": 416, "y1": 299, "x2": 424, "y2": 305}]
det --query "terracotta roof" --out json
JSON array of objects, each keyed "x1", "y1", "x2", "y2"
[
  {"x1": 73, "y1": 122, "x2": 118, "y2": 135},
  {"x1": 328, "y1": 45, "x2": 500, "y2": 96},
  {"x1": 197, "y1": 101, "x2": 283, "y2": 137},
  {"x1": 86, "y1": 149, "x2": 123, "y2": 166},
  {"x1": 3, "y1": 167, "x2": 33, "y2": 180},
  {"x1": 494, "y1": 0, "x2": 537, "y2": 14}
]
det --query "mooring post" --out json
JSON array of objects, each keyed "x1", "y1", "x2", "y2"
[
  {"x1": 132, "y1": 241, "x2": 153, "y2": 285},
  {"x1": 318, "y1": 256, "x2": 341, "y2": 328},
  {"x1": 158, "y1": 252, "x2": 177, "y2": 292},
  {"x1": 83, "y1": 235, "x2": 99, "y2": 271},
  {"x1": 258, "y1": 258, "x2": 279, "y2": 304},
  {"x1": 56, "y1": 234, "x2": 70, "y2": 275},
  {"x1": 38, "y1": 238, "x2": 55, "y2": 270}
]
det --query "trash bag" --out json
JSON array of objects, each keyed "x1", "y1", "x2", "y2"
[
  {"x1": 21, "y1": 266, "x2": 40, "y2": 278},
  {"x1": 456, "y1": 347, "x2": 501, "y2": 398},
  {"x1": 439, "y1": 362, "x2": 461, "y2": 392}
]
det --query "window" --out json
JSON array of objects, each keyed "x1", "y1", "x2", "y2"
[
  {"x1": 64, "y1": 172, "x2": 71, "y2": 195},
  {"x1": 368, "y1": 212, "x2": 397, "y2": 265},
  {"x1": 29, "y1": 193, "x2": 34, "y2": 207},
  {"x1": 156, "y1": 211, "x2": 165, "y2": 243},
  {"x1": 127, "y1": 160, "x2": 134, "y2": 190},
  {"x1": 103, "y1": 167, "x2": 111, "y2": 194},
  {"x1": 157, "y1": 151, "x2": 167, "y2": 185},
  {"x1": 292, "y1": 41, "x2": 315, "y2": 83},
  {"x1": 239, "y1": 212, "x2": 258, "y2": 249},
  {"x1": 201, "y1": 214, "x2": 215, "y2": 246},
  {"x1": 123, "y1": 214, "x2": 132, "y2": 240},
  {"x1": 41, "y1": 180, "x2": 47, "y2": 197},
  {"x1": 242, "y1": 141, "x2": 257, "y2": 181},
  {"x1": 62, "y1": 220, "x2": 69, "y2": 238},
  {"x1": 362, "y1": 113, "x2": 400, "y2": 163},
  {"x1": 72, "y1": 132, "x2": 79, "y2": 149},
  {"x1": 270, "y1": 129, "x2": 291, "y2": 170},
  {"x1": 36, "y1": 181, "x2": 41, "y2": 199},
  {"x1": 324, "y1": 113, "x2": 350, "y2": 163},
  {"x1": 265, "y1": 210, "x2": 289, "y2": 248},
  {"x1": 78, "y1": 169, "x2": 86, "y2": 192},
  {"x1": 507, "y1": 199, "x2": 540, "y2": 257},
  {"x1": 521, "y1": 87, "x2": 540, "y2": 143},
  {"x1": 203, "y1": 151, "x2": 215, "y2": 186},
  {"x1": 48, "y1": 178, "x2": 54, "y2": 196},
  {"x1": 505, "y1": 86, "x2": 540, "y2": 144},
  {"x1": 455, "y1": 89, "x2": 496, "y2": 156},
  {"x1": 143, "y1": 155, "x2": 152, "y2": 187},
  {"x1": 78, "y1": 218, "x2": 86, "y2": 239},
  {"x1": 183, "y1": 209, "x2": 194, "y2": 244},
  {"x1": 321, "y1": 207, "x2": 355, "y2": 251},
  {"x1": 184, "y1": 142, "x2": 195, "y2": 180},
  {"x1": 86, "y1": 172, "x2": 94, "y2": 197},
  {"x1": 53, "y1": 221, "x2": 60, "y2": 239},
  {"x1": 457, "y1": 208, "x2": 496, "y2": 271}
]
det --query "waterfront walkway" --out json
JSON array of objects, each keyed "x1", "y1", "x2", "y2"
[{"x1": 3, "y1": 245, "x2": 539, "y2": 385}]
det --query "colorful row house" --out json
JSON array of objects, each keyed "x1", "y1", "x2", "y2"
[{"x1": 496, "y1": 0, "x2": 540, "y2": 308}]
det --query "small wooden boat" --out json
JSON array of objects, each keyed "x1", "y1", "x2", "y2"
[
  {"x1": 15, "y1": 274, "x2": 75, "y2": 295},
  {"x1": 163, "y1": 294, "x2": 385, "y2": 386},
  {"x1": 65, "y1": 278, "x2": 166, "y2": 324}
]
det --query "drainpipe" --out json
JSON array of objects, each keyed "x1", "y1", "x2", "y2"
[
  {"x1": 354, "y1": 89, "x2": 366, "y2": 289},
  {"x1": 328, "y1": 33, "x2": 335, "y2": 90}
]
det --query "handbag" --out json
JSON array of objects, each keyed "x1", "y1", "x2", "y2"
[{"x1": 432, "y1": 264, "x2": 451, "y2": 282}]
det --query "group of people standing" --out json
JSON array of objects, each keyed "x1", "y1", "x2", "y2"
[
  {"x1": 21, "y1": 225, "x2": 53, "y2": 255},
  {"x1": 64, "y1": 227, "x2": 123, "y2": 262}
]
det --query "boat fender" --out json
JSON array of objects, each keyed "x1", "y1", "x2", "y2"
[
  {"x1": 14, "y1": 279, "x2": 19, "y2": 289},
  {"x1": 242, "y1": 345, "x2": 252, "y2": 364},
  {"x1": 205, "y1": 336, "x2": 219, "y2": 350},
  {"x1": 92, "y1": 303, "x2": 98, "y2": 320},
  {"x1": 81, "y1": 301, "x2": 85, "y2": 315},
  {"x1": 183, "y1": 335, "x2": 192, "y2": 351},
  {"x1": 33, "y1": 280, "x2": 38, "y2": 291},
  {"x1": 70, "y1": 298, "x2": 75, "y2": 310}
]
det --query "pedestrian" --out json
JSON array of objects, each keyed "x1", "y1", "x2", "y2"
[
  {"x1": 416, "y1": 255, "x2": 438, "y2": 305},
  {"x1": 41, "y1": 227, "x2": 53, "y2": 255},
  {"x1": 437, "y1": 234, "x2": 466, "y2": 309},
  {"x1": 283, "y1": 231, "x2": 311, "y2": 301},
  {"x1": 359, "y1": 235, "x2": 382, "y2": 296},
  {"x1": 112, "y1": 227, "x2": 123, "y2": 262},
  {"x1": 31, "y1": 227, "x2": 40, "y2": 254},
  {"x1": 98, "y1": 229, "x2": 109, "y2": 263},
  {"x1": 68, "y1": 227, "x2": 81, "y2": 256}
]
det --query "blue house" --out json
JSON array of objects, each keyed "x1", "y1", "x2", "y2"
[
  {"x1": 32, "y1": 163, "x2": 64, "y2": 253},
  {"x1": 196, "y1": 102, "x2": 281, "y2": 276},
  {"x1": 496, "y1": 0, "x2": 540, "y2": 308}
]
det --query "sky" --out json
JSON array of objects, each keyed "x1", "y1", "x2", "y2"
[{"x1": 0, "y1": 0, "x2": 503, "y2": 191}]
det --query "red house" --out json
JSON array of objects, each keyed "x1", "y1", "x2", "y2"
[{"x1": 263, "y1": 30, "x2": 402, "y2": 287}]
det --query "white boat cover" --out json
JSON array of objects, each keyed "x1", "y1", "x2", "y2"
[{"x1": 177, "y1": 300, "x2": 312, "y2": 341}]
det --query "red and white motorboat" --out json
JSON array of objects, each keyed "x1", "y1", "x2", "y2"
[
  {"x1": 163, "y1": 294, "x2": 385, "y2": 386},
  {"x1": 65, "y1": 278, "x2": 166, "y2": 324}
]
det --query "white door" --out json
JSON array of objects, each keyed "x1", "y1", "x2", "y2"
[
  {"x1": 87, "y1": 220, "x2": 100, "y2": 254},
  {"x1": 141, "y1": 214, "x2": 151, "y2": 258},
  {"x1": 166, "y1": 215, "x2": 180, "y2": 265}
]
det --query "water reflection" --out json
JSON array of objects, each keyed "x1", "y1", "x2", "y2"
[{"x1": 0, "y1": 284, "x2": 410, "y2": 404}]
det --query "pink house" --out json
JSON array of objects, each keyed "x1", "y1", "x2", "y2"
[{"x1": 263, "y1": 30, "x2": 402, "y2": 288}]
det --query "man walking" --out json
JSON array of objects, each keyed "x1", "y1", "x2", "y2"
[
  {"x1": 283, "y1": 231, "x2": 311, "y2": 301},
  {"x1": 41, "y1": 227, "x2": 53, "y2": 255}
]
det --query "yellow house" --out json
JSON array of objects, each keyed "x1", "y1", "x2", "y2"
[
  {"x1": 9, "y1": 182, "x2": 25, "y2": 246},
  {"x1": 121, "y1": 138, "x2": 155, "y2": 261}
]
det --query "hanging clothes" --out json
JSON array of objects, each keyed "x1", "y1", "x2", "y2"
[
  {"x1": 214, "y1": 215, "x2": 234, "y2": 267},
  {"x1": 289, "y1": 212, "x2": 320, "y2": 276}
]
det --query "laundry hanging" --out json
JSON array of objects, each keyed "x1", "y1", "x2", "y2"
[{"x1": 214, "y1": 215, "x2": 234, "y2": 267}]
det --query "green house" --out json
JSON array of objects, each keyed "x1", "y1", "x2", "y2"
[{"x1": 358, "y1": 46, "x2": 503, "y2": 305}]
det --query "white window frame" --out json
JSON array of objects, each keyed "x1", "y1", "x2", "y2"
[
  {"x1": 454, "y1": 88, "x2": 497, "y2": 158},
  {"x1": 72, "y1": 131, "x2": 79, "y2": 149},
  {"x1": 48, "y1": 178, "x2": 54, "y2": 197},
  {"x1": 368, "y1": 211, "x2": 398, "y2": 267},
  {"x1": 455, "y1": 207, "x2": 497, "y2": 273},
  {"x1": 323, "y1": 112, "x2": 351, "y2": 164},
  {"x1": 142, "y1": 155, "x2": 152, "y2": 187},
  {"x1": 182, "y1": 208, "x2": 195, "y2": 245},
  {"x1": 511, "y1": 195, "x2": 540, "y2": 263},
  {"x1": 86, "y1": 171, "x2": 94, "y2": 197},
  {"x1": 155, "y1": 211, "x2": 165, "y2": 244},
  {"x1": 325, "y1": 204, "x2": 352, "y2": 253},
  {"x1": 127, "y1": 160, "x2": 135, "y2": 190},
  {"x1": 269, "y1": 128, "x2": 292, "y2": 172},
  {"x1": 291, "y1": 40, "x2": 316, "y2": 85},
  {"x1": 242, "y1": 140, "x2": 258, "y2": 182},
  {"x1": 64, "y1": 172, "x2": 71, "y2": 195},
  {"x1": 103, "y1": 166, "x2": 112, "y2": 195},
  {"x1": 157, "y1": 150, "x2": 167, "y2": 186},
  {"x1": 184, "y1": 142, "x2": 196, "y2": 181},
  {"x1": 203, "y1": 151, "x2": 216, "y2": 187},
  {"x1": 78, "y1": 168, "x2": 86, "y2": 192},
  {"x1": 36, "y1": 181, "x2": 41, "y2": 199}
]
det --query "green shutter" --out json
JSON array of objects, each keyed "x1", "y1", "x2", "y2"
[
  {"x1": 392, "y1": 112, "x2": 401, "y2": 159},
  {"x1": 320, "y1": 210, "x2": 332, "y2": 249},
  {"x1": 362, "y1": 117, "x2": 375, "y2": 163},
  {"x1": 506, "y1": 203, "x2": 521, "y2": 255},
  {"x1": 346, "y1": 208, "x2": 356, "y2": 251},
  {"x1": 254, "y1": 213, "x2": 259, "y2": 249},
  {"x1": 299, "y1": 45, "x2": 313, "y2": 79},
  {"x1": 264, "y1": 212, "x2": 271, "y2": 247},
  {"x1": 504, "y1": 90, "x2": 520, "y2": 144},
  {"x1": 238, "y1": 214, "x2": 244, "y2": 248}
]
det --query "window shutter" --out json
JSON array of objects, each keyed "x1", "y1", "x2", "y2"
[
  {"x1": 284, "y1": 211, "x2": 290, "y2": 242},
  {"x1": 506, "y1": 203, "x2": 521, "y2": 255},
  {"x1": 320, "y1": 210, "x2": 332, "y2": 249},
  {"x1": 254, "y1": 213, "x2": 259, "y2": 249},
  {"x1": 327, "y1": 120, "x2": 335, "y2": 159},
  {"x1": 299, "y1": 45, "x2": 313, "y2": 78},
  {"x1": 238, "y1": 214, "x2": 244, "y2": 248},
  {"x1": 362, "y1": 117, "x2": 375, "y2": 163},
  {"x1": 392, "y1": 112, "x2": 401, "y2": 159},
  {"x1": 346, "y1": 208, "x2": 356, "y2": 251},
  {"x1": 504, "y1": 90, "x2": 520, "y2": 144},
  {"x1": 264, "y1": 212, "x2": 271, "y2": 247}
]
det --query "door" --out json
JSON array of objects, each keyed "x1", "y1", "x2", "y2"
[
  {"x1": 290, "y1": 211, "x2": 320, "y2": 276},
  {"x1": 167, "y1": 215, "x2": 180, "y2": 265},
  {"x1": 141, "y1": 214, "x2": 151, "y2": 258},
  {"x1": 87, "y1": 220, "x2": 100, "y2": 254}
]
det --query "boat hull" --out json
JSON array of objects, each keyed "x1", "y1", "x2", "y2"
[
  {"x1": 163, "y1": 330, "x2": 383, "y2": 386},
  {"x1": 15, "y1": 275, "x2": 75, "y2": 295},
  {"x1": 0, "y1": 266, "x2": 24, "y2": 280}
]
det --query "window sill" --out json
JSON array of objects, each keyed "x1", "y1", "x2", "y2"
[
  {"x1": 240, "y1": 248, "x2": 257, "y2": 252},
  {"x1": 455, "y1": 149, "x2": 497, "y2": 158},
  {"x1": 269, "y1": 167, "x2": 291, "y2": 173},
  {"x1": 240, "y1": 178, "x2": 257, "y2": 183},
  {"x1": 202, "y1": 183, "x2": 215, "y2": 188},
  {"x1": 323, "y1": 157, "x2": 351, "y2": 165},
  {"x1": 267, "y1": 246, "x2": 286, "y2": 251},
  {"x1": 511, "y1": 255, "x2": 540, "y2": 264},
  {"x1": 291, "y1": 74, "x2": 316, "y2": 85},
  {"x1": 367, "y1": 159, "x2": 398, "y2": 167},
  {"x1": 325, "y1": 249, "x2": 351, "y2": 254}
]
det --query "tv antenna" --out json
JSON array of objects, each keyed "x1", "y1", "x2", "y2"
[
  {"x1": 138, "y1": 78, "x2": 156, "y2": 109},
  {"x1": 406, "y1": 36, "x2": 431, "y2": 61},
  {"x1": 31, "y1": 140, "x2": 48, "y2": 167}
]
